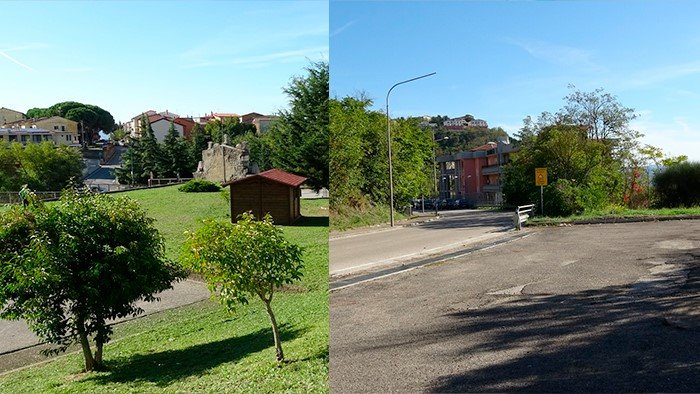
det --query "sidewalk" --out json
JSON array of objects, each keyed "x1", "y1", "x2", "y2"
[
  {"x1": 330, "y1": 209, "x2": 516, "y2": 278},
  {"x1": 330, "y1": 211, "x2": 442, "y2": 240},
  {"x1": 0, "y1": 278, "x2": 210, "y2": 357}
]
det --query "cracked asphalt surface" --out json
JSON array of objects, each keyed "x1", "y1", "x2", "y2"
[{"x1": 330, "y1": 220, "x2": 700, "y2": 393}]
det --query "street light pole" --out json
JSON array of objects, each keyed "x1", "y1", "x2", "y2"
[{"x1": 386, "y1": 72, "x2": 436, "y2": 227}]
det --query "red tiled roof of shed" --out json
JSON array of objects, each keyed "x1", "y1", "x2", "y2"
[{"x1": 223, "y1": 168, "x2": 307, "y2": 187}]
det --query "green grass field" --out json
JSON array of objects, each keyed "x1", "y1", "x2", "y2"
[{"x1": 0, "y1": 186, "x2": 329, "y2": 393}]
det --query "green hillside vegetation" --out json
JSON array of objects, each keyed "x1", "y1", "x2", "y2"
[
  {"x1": 0, "y1": 186, "x2": 329, "y2": 393},
  {"x1": 434, "y1": 126, "x2": 510, "y2": 155}
]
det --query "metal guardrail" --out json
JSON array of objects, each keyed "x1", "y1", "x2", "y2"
[
  {"x1": 0, "y1": 191, "x2": 62, "y2": 204},
  {"x1": 147, "y1": 178, "x2": 193, "y2": 187},
  {"x1": 514, "y1": 204, "x2": 535, "y2": 230}
]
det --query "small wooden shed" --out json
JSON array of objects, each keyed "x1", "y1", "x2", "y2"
[{"x1": 223, "y1": 169, "x2": 307, "y2": 225}]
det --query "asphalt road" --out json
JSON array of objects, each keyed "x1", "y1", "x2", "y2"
[
  {"x1": 330, "y1": 220, "x2": 700, "y2": 393},
  {"x1": 330, "y1": 210, "x2": 514, "y2": 277}
]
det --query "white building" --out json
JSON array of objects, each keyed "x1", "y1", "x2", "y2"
[
  {"x1": 0, "y1": 127, "x2": 80, "y2": 147},
  {"x1": 443, "y1": 117, "x2": 467, "y2": 127},
  {"x1": 467, "y1": 119, "x2": 488, "y2": 128}
]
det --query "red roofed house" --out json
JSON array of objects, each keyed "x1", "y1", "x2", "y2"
[
  {"x1": 173, "y1": 117, "x2": 196, "y2": 140},
  {"x1": 223, "y1": 168, "x2": 307, "y2": 225}
]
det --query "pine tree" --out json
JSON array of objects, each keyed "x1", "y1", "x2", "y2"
[
  {"x1": 268, "y1": 61, "x2": 329, "y2": 191},
  {"x1": 115, "y1": 140, "x2": 145, "y2": 185},
  {"x1": 188, "y1": 123, "x2": 208, "y2": 171},
  {"x1": 161, "y1": 122, "x2": 192, "y2": 178},
  {"x1": 139, "y1": 115, "x2": 162, "y2": 179}
]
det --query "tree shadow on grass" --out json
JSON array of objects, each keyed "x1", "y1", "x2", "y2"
[
  {"x1": 89, "y1": 324, "x2": 305, "y2": 387},
  {"x1": 291, "y1": 216, "x2": 329, "y2": 228}
]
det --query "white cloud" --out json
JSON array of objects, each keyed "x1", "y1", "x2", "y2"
[
  {"x1": 181, "y1": 46, "x2": 328, "y2": 69},
  {"x1": 505, "y1": 38, "x2": 604, "y2": 72},
  {"x1": 0, "y1": 43, "x2": 49, "y2": 71},
  {"x1": 180, "y1": 25, "x2": 328, "y2": 65},
  {"x1": 331, "y1": 20, "x2": 356, "y2": 37},
  {"x1": 0, "y1": 50, "x2": 33, "y2": 71},
  {"x1": 620, "y1": 61, "x2": 700, "y2": 89},
  {"x1": 631, "y1": 115, "x2": 700, "y2": 161}
]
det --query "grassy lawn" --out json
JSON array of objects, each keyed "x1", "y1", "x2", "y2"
[
  {"x1": 0, "y1": 187, "x2": 329, "y2": 393},
  {"x1": 527, "y1": 205, "x2": 700, "y2": 226}
]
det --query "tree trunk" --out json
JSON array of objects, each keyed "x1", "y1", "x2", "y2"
[
  {"x1": 263, "y1": 298, "x2": 284, "y2": 362},
  {"x1": 94, "y1": 339, "x2": 104, "y2": 367},
  {"x1": 76, "y1": 321, "x2": 96, "y2": 372}
]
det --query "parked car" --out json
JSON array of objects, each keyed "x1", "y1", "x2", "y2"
[{"x1": 452, "y1": 198, "x2": 474, "y2": 209}]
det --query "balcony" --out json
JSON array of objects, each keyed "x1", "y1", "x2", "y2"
[
  {"x1": 482, "y1": 184, "x2": 501, "y2": 193},
  {"x1": 481, "y1": 164, "x2": 501, "y2": 175}
]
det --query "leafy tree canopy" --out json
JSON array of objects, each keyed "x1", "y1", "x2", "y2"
[
  {"x1": 0, "y1": 142, "x2": 83, "y2": 191},
  {"x1": 330, "y1": 96, "x2": 434, "y2": 210},
  {"x1": 0, "y1": 191, "x2": 184, "y2": 371},
  {"x1": 27, "y1": 101, "x2": 116, "y2": 143}
]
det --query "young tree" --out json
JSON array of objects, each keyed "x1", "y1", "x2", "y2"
[
  {"x1": 268, "y1": 61, "x2": 329, "y2": 191},
  {"x1": 181, "y1": 213, "x2": 304, "y2": 362},
  {"x1": 0, "y1": 191, "x2": 184, "y2": 371}
]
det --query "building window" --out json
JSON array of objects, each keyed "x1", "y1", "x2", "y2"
[
  {"x1": 54, "y1": 126, "x2": 59, "y2": 130},
  {"x1": 61, "y1": 125, "x2": 66, "y2": 131}
]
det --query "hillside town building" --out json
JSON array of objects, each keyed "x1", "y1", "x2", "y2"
[{"x1": 436, "y1": 136, "x2": 514, "y2": 205}]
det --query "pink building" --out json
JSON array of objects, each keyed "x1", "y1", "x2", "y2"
[{"x1": 436, "y1": 137, "x2": 515, "y2": 205}]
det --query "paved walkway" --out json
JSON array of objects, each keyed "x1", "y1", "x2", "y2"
[{"x1": 0, "y1": 278, "x2": 210, "y2": 355}]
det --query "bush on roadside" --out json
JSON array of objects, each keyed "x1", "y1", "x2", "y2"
[
  {"x1": 653, "y1": 161, "x2": 700, "y2": 207},
  {"x1": 178, "y1": 179, "x2": 222, "y2": 193}
]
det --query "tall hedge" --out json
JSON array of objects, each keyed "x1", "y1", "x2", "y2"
[{"x1": 653, "y1": 162, "x2": 700, "y2": 207}]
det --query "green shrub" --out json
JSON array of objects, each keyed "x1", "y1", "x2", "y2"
[
  {"x1": 220, "y1": 188, "x2": 230, "y2": 203},
  {"x1": 177, "y1": 179, "x2": 222, "y2": 193},
  {"x1": 653, "y1": 162, "x2": 700, "y2": 207}
]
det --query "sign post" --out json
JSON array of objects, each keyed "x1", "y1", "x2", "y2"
[{"x1": 535, "y1": 167, "x2": 547, "y2": 216}]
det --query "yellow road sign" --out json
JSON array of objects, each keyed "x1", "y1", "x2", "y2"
[{"x1": 535, "y1": 167, "x2": 548, "y2": 186}]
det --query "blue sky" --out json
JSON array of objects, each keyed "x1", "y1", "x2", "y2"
[
  {"x1": 1, "y1": 1, "x2": 328, "y2": 124},
  {"x1": 331, "y1": 0, "x2": 700, "y2": 161}
]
